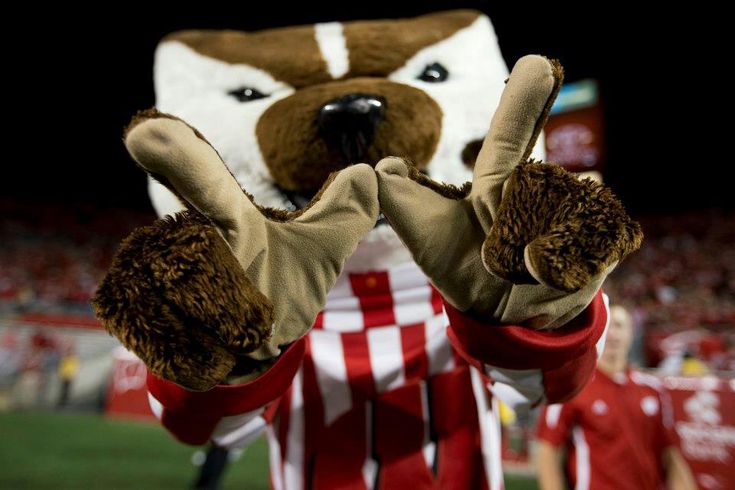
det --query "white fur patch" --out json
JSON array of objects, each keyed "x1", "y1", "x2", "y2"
[
  {"x1": 153, "y1": 41, "x2": 295, "y2": 214},
  {"x1": 388, "y1": 16, "x2": 545, "y2": 187},
  {"x1": 314, "y1": 22, "x2": 349, "y2": 79}
]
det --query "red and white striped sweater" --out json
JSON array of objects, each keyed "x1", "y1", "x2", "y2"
[{"x1": 147, "y1": 261, "x2": 609, "y2": 490}]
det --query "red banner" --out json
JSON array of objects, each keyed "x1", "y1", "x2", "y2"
[
  {"x1": 664, "y1": 376, "x2": 735, "y2": 490},
  {"x1": 105, "y1": 347, "x2": 156, "y2": 421}
]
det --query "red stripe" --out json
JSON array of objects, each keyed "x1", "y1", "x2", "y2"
[
  {"x1": 430, "y1": 287, "x2": 443, "y2": 315},
  {"x1": 374, "y1": 383, "x2": 434, "y2": 489},
  {"x1": 312, "y1": 403, "x2": 369, "y2": 489},
  {"x1": 350, "y1": 271, "x2": 396, "y2": 328},
  {"x1": 342, "y1": 332, "x2": 376, "y2": 400},
  {"x1": 430, "y1": 368, "x2": 486, "y2": 489},
  {"x1": 17, "y1": 313, "x2": 103, "y2": 330},
  {"x1": 312, "y1": 311, "x2": 324, "y2": 330},
  {"x1": 401, "y1": 322, "x2": 429, "y2": 382}
]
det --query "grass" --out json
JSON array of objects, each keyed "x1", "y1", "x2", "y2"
[
  {"x1": 0, "y1": 411, "x2": 538, "y2": 489},
  {"x1": 0, "y1": 411, "x2": 269, "y2": 490}
]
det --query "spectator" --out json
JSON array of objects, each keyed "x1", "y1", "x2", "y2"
[
  {"x1": 535, "y1": 305, "x2": 696, "y2": 489},
  {"x1": 56, "y1": 342, "x2": 79, "y2": 408}
]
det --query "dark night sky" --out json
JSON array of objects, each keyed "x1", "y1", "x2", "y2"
[{"x1": 5, "y1": 3, "x2": 725, "y2": 215}]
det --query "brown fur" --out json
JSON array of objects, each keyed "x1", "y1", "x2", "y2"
[
  {"x1": 256, "y1": 78, "x2": 442, "y2": 192},
  {"x1": 164, "y1": 27, "x2": 331, "y2": 89},
  {"x1": 405, "y1": 162, "x2": 471, "y2": 200},
  {"x1": 343, "y1": 10, "x2": 480, "y2": 77},
  {"x1": 461, "y1": 139, "x2": 484, "y2": 169},
  {"x1": 482, "y1": 161, "x2": 643, "y2": 292},
  {"x1": 163, "y1": 11, "x2": 480, "y2": 88},
  {"x1": 92, "y1": 211, "x2": 274, "y2": 391}
]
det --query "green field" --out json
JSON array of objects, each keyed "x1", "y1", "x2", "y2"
[{"x1": 0, "y1": 411, "x2": 538, "y2": 489}]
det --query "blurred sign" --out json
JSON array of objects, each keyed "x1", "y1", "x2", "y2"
[
  {"x1": 106, "y1": 347, "x2": 155, "y2": 421},
  {"x1": 664, "y1": 376, "x2": 735, "y2": 490},
  {"x1": 546, "y1": 79, "x2": 605, "y2": 173}
]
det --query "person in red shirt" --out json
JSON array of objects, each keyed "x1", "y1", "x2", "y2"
[{"x1": 536, "y1": 305, "x2": 696, "y2": 490}]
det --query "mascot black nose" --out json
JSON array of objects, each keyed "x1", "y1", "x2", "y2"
[{"x1": 317, "y1": 93, "x2": 386, "y2": 164}]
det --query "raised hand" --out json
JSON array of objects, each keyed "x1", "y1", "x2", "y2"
[
  {"x1": 376, "y1": 55, "x2": 641, "y2": 329},
  {"x1": 94, "y1": 111, "x2": 378, "y2": 390}
]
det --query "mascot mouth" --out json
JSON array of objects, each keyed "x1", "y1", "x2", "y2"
[{"x1": 279, "y1": 185, "x2": 388, "y2": 228}]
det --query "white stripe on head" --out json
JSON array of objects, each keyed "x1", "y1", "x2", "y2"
[{"x1": 315, "y1": 22, "x2": 349, "y2": 79}]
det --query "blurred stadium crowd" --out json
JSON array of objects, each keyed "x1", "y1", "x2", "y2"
[
  {"x1": 0, "y1": 201, "x2": 150, "y2": 316},
  {"x1": 2, "y1": 202, "x2": 733, "y2": 373}
]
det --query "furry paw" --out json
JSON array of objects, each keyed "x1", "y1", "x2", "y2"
[
  {"x1": 92, "y1": 210, "x2": 274, "y2": 391},
  {"x1": 482, "y1": 162, "x2": 643, "y2": 292}
]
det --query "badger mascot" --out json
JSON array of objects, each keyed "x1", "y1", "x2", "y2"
[{"x1": 94, "y1": 10, "x2": 641, "y2": 489}]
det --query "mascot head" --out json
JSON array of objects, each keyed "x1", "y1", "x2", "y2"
[{"x1": 149, "y1": 9, "x2": 543, "y2": 268}]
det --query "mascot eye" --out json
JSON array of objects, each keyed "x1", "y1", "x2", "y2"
[
  {"x1": 228, "y1": 87, "x2": 268, "y2": 102},
  {"x1": 417, "y1": 63, "x2": 449, "y2": 83}
]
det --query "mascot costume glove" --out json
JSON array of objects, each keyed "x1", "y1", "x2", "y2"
[
  {"x1": 94, "y1": 112, "x2": 379, "y2": 391},
  {"x1": 376, "y1": 55, "x2": 641, "y2": 331}
]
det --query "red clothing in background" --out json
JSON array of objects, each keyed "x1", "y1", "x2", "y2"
[{"x1": 537, "y1": 368, "x2": 675, "y2": 490}]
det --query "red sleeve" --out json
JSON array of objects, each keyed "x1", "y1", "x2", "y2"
[
  {"x1": 536, "y1": 402, "x2": 577, "y2": 447},
  {"x1": 147, "y1": 338, "x2": 305, "y2": 445},
  {"x1": 445, "y1": 290, "x2": 608, "y2": 405}
]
